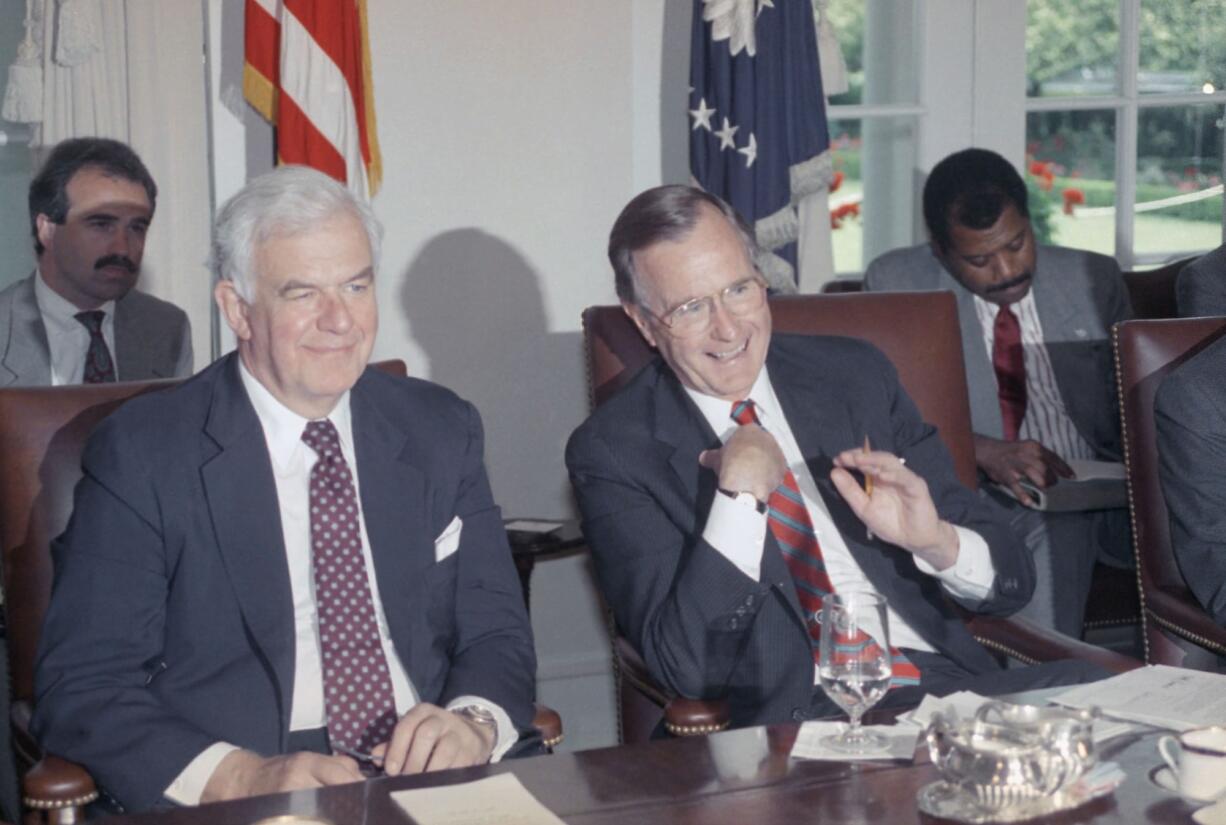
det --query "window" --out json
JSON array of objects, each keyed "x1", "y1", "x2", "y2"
[
  {"x1": 823, "y1": 0, "x2": 923, "y2": 275},
  {"x1": 1026, "y1": 0, "x2": 1226, "y2": 268},
  {"x1": 0, "y1": 0, "x2": 36, "y2": 289}
]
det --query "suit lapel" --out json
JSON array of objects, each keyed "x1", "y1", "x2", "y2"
[
  {"x1": 0, "y1": 274, "x2": 51, "y2": 386},
  {"x1": 651, "y1": 366, "x2": 722, "y2": 535},
  {"x1": 199, "y1": 356, "x2": 296, "y2": 733},
  {"x1": 350, "y1": 374, "x2": 434, "y2": 681}
]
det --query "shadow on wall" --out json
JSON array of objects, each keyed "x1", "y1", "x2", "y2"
[{"x1": 399, "y1": 229, "x2": 585, "y2": 517}]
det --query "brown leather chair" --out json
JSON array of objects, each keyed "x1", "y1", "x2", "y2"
[
  {"x1": 1123, "y1": 257, "x2": 1195, "y2": 321},
  {"x1": 583, "y1": 291, "x2": 1141, "y2": 744},
  {"x1": 0, "y1": 359, "x2": 559, "y2": 822},
  {"x1": 1114, "y1": 318, "x2": 1226, "y2": 665}
]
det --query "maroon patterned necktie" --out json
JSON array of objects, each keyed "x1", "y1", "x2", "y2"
[
  {"x1": 74, "y1": 310, "x2": 116, "y2": 383},
  {"x1": 992, "y1": 304, "x2": 1027, "y2": 441},
  {"x1": 302, "y1": 419, "x2": 397, "y2": 754}
]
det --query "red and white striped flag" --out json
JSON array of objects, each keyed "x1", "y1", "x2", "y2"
[{"x1": 243, "y1": 0, "x2": 382, "y2": 199}]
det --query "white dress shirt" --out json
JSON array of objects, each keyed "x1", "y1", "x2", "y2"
[
  {"x1": 972, "y1": 291, "x2": 1096, "y2": 461},
  {"x1": 33, "y1": 270, "x2": 116, "y2": 385},
  {"x1": 166, "y1": 360, "x2": 513, "y2": 803},
  {"x1": 689, "y1": 367, "x2": 996, "y2": 670}
]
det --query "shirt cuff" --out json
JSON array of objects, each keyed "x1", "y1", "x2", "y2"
[
  {"x1": 164, "y1": 742, "x2": 240, "y2": 806},
  {"x1": 446, "y1": 695, "x2": 515, "y2": 762},
  {"x1": 701, "y1": 490, "x2": 769, "y2": 581},
  {"x1": 913, "y1": 525, "x2": 996, "y2": 602}
]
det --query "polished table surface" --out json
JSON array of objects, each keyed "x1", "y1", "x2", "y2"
[{"x1": 100, "y1": 721, "x2": 1197, "y2": 825}]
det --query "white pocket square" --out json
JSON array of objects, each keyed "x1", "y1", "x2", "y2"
[{"x1": 434, "y1": 516, "x2": 463, "y2": 562}]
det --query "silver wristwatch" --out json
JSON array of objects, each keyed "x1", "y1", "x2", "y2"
[{"x1": 454, "y1": 705, "x2": 499, "y2": 744}]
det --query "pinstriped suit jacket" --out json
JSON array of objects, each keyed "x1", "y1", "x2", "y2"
[
  {"x1": 864, "y1": 243, "x2": 1131, "y2": 460},
  {"x1": 567, "y1": 334, "x2": 1033, "y2": 729}
]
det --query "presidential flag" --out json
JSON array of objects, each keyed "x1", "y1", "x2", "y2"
[
  {"x1": 689, "y1": 0, "x2": 832, "y2": 289},
  {"x1": 244, "y1": 0, "x2": 382, "y2": 199}
]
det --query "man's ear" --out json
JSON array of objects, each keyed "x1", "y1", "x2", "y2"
[
  {"x1": 35, "y1": 214, "x2": 57, "y2": 252},
  {"x1": 214, "y1": 280, "x2": 252, "y2": 341},
  {"x1": 621, "y1": 301, "x2": 658, "y2": 349}
]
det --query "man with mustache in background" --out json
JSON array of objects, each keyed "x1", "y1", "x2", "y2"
[
  {"x1": 0, "y1": 137, "x2": 192, "y2": 386},
  {"x1": 864, "y1": 148, "x2": 1132, "y2": 638}
]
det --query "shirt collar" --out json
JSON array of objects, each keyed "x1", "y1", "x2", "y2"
[
  {"x1": 972, "y1": 287, "x2": 1036, "y2": 320},
  {"x1": 238, "y1": 357, "x2": 353, "y2": 471},
  {"x1": 683, "y1": 366, "x2": 781, "y2": 438},
  {"x1": 33, "y1": 268, "x2": 117, "y2": 334}
]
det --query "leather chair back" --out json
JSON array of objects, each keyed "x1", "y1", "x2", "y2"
[
  {"x1": 1114, "y1": 318, "x2": 1226, "y2": 664},
  {"x1": 1122, "y1": 258, "x2": 1194, "y2": 321},
  {"x1": 583, "y1": 291, "x2": 978, "y2": 489}
]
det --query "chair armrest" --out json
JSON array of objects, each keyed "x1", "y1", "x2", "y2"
[
  {"x1": 1147, "y1": 588, "x2": 1226, "y2": 656},
  {"x1": 532, "y1": 704, "x2": 564, "y2": 750},
  {"x1": 965, "y1": 613, "x2": 1143, "y2": 673},
  {"x1": 10, "y1": 701, "x2": 97, "y2": 817},
  {"x1": 613, "y1": 636, "x2": 730, "y2": 736}
]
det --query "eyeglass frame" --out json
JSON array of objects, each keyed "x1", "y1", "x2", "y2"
[{"x1": 637, "y1": 275, "x2": 768, "y2": 337}]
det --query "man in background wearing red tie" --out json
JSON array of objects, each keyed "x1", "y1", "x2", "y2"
[
  {"x1": 865, "y1": 148, "x2": 1132, "y2": 638},
  {"x1": 568, "y1": 185, "x2": 1104, "y2": 733},
  {"x1": 32, "y1": 166, "x2": 538, "y2": 813},
  {"x1": 0, "y1": 137, "x2": 192, "y2": 386}
]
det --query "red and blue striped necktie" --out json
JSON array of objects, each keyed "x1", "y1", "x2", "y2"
[{"x1": 730, "y1": 400, "x2": 920, "y2": 688}]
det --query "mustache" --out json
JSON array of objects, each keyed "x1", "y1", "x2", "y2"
[
  {"x1": 986, "y1": 271, "x2": 1031, "y2": 294},
  {"x1": 94, "y1": 255, "x2": 138, "y2": 274}
]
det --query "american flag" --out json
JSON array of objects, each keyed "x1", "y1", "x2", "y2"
[
  {"x1": 689, "y1": 0, "x2": 831, "y2": 289},
  {"x1": 243, "y1": 0, "x2": 382, "y2": 199}
]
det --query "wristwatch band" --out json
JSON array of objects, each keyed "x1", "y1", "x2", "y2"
[{"x1": 717, "y1": 487, "x2": 767, "y2": 514}]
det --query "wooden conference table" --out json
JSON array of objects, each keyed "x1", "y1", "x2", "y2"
[{"x1": 102, "y1": 722, "x2": 1191, "y2": 825}]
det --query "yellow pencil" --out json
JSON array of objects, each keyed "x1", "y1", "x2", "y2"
[{"x1": 863, "y1": 434, "x2": 873, "y2": 497}]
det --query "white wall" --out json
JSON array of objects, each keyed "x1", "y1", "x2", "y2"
[{"x1": 358, "y1": 0, "x2": 688, "y2": 750}]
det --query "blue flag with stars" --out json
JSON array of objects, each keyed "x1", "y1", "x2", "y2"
[{"x1": 689, "y1": 0, "x2": 831, "y2": 289}]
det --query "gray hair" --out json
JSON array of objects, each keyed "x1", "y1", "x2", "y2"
[
  {"x1": 212, "y1": 165, "x2": 383, "y2": 300},
  {"x1": 608, "y1": 184, "x2": 760, "y2": 307}
]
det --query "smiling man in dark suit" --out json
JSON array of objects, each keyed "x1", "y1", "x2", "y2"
[
  {"x1": 567, "y1": 185, "x2": 1103, "y2": 730},
  {"x1": 0, "y1": 137, "x2": 191, "y2": 386},
  {"x1": 32, "y1": 166, "x2": 536, "y2": 812}
]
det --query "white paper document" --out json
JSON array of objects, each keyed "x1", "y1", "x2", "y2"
[
  {"x1": 391, "y1": 773, "x2": 566, "y2": 825},
  {"x1": 790, "y1": 721, "x2": 922, "y2": 761},
  {"x1": 1051, "y1": 665, "x2": 1226, "y2": 731}
]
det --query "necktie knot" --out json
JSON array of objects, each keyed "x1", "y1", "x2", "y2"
[
  {"x1": 731, "y1": 399, "x2": 759, "y2": 426},
  {"x1": 301, "y1": 419, "x2": 341, "y2": 460},
  {"x1": 74, "y1": 310, "x2": 105, "y2": 333}
]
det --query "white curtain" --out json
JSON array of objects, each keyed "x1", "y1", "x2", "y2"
[{"x1": 33, "y1": 0, "x2": 212, "y2": 372}]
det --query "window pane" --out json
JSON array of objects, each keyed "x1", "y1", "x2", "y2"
[
  {"x1": 1026, "y1": 0, "x2": 1118, "y2": 98},
  {"x1": 1134, "y1": 104, "x2": 1224, "y2": 258},
  {"x1": 1025, "y1": 109, "x2": 1117, "y2": 256},
  {"x1": 823, "y1": 0, "x2": 917, "y2": 106},
  {"x1": 829, "y1": 116, "x2": 918, "y2": 274},
  {"x1": 1139, "y1": 1, "x2": 1226, "y2": 95}
]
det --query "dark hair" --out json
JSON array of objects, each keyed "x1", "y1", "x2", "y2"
[
  {"x1": 28, "y1": 137, "x2": 158, "y2": 255},
  {"x1": 922, "y1": 148, "x2": 1028, "y2": 252},
  {"x1": 608, "y1": 184, "x2": 759, "y2": 305}
]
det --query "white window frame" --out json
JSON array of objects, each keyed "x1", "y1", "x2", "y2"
[{"x1": 1021, "y1": 0, "x2": 1226, "y2": 268}]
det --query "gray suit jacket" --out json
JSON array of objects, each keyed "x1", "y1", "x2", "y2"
[
  {"x1": 1154, "y1": 334, "x2": 1226, "y2": 625},
  {"x1": 864, "y1": 244, "x2": 1131, "y2": 459},
  {"x1": 1176, "y1": 244, "x2": 1226, "y2": 318},
  {"x1": 0, "y1": 273, "x2": 193, "y2": 386}
]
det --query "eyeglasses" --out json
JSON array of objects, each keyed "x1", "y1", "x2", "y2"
[{"x1": 645, "y1": 277, "x2": 767, "y2": 338}]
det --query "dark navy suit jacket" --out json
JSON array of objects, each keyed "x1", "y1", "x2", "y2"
[
  {"x1": 32, "y1": 353, "x2": 536, "y2": 811},
  {"x1": 567, "y1": 334, "x2": 1033, "y2": 729}
]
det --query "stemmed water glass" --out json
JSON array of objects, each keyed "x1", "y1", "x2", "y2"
[{"x1": 817, "y1": 590, "x2": 893, "y2": 753}]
